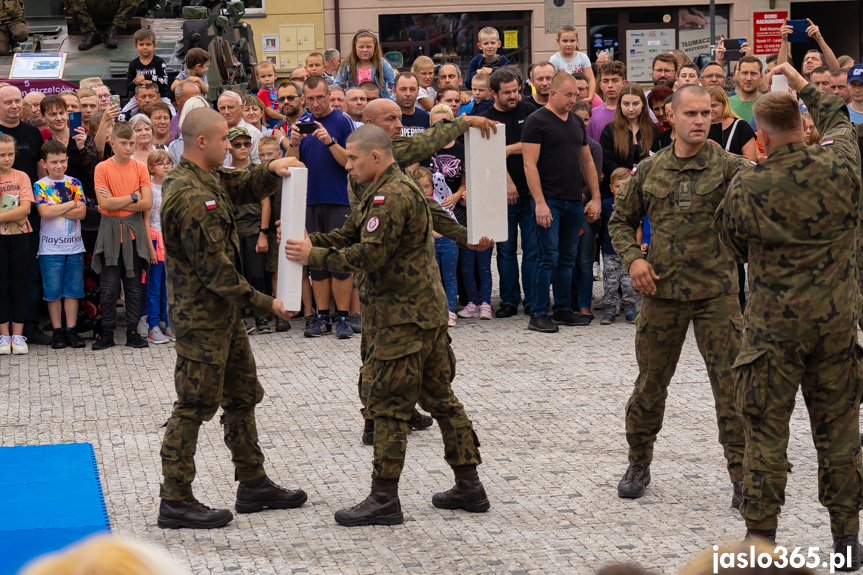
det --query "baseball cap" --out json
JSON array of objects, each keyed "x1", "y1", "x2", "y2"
[
  {"x1": 228, "y1": 126, "x2": 251, "y2": 140},
  {"x1": 847, "y1": 64, "x2": 863, "y2": 84}
]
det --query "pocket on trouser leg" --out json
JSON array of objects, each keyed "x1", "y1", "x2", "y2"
[
  {"x1": 740, "y1": 469, "x2": 778, "y2": 528},
  {"x1": 373, "y1": 419, "x2": 410, "y2": 480},
  {"x1": 438, "y1": 418, "x2": 482, "y2": 467},
  {"x1": 733, "y1": 348, "x2": 769, "y2": 418},
  {"x1": 159, "y1": 417, "x2": 202, "y2": 497}
]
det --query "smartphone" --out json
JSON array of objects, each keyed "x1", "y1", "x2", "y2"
[
  {"x1": 68, "y1": 111, "x2": 81, "y2": 132},
  {"x1": 110, "y1": 94, "x2": 121, "y2": 108},
  {"x1": 297, "y1": 122, "x2": 316, "y2": 135},
  {"x1": 787, "y1": 19, "x2": 809, "y2": 43},
  {"x1": 724, "y1": 38, "x2": 745, "y2": 61}
]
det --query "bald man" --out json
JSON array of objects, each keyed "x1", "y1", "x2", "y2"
[
  {"x1": 168, "y1": 79, "x2": 203, "y2": 134},
  {"x1": 157, "y1": 107, "x2": 306, "y2": 530}
]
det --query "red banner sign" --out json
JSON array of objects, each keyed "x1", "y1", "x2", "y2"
[
  {"x1": 4, "y1": 78, "x2": 80, "y2": 97},
  {"x1": 753, "y1": 11, "x2": 787, "y2": 55}
]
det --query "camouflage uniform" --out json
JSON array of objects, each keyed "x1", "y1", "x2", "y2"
[
  {"x1": 159, "y1": 158, "x2": 279, "y2": 500},
  {"x1": 0, "y1": 0, "x2": 26, "y2": 56},
  {"x1": 63, "y1": 0, "x2": 140, "y2": 33},
  {"x1": 309, "y1": 162, "x2": 481, "y2": 480},
  {"x1": 601, "y1": 253, "x2": 637, "y2": 313},
  {"x1": 349, "y1": 118, "x2": 471, "y2": 421},
  {"x1": 609, "y1": 142, "x2": 752, "y2": 483},
  {"x1": 714, "y1": 84, "x2": 863, "y2": 537}
]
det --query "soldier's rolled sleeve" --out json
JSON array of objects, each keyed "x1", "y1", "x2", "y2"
[
  {"x1": 609, "y1": 175, "x2": 647, "y2": 270},
  {"x1": 428, "y1": 199, "x2": 468, "y2": 246},
  {"x1": 393, "y1": 118, "x2": 468, "y2": 168},
  {"x1": 185, "y1": 208, "x2": 273, "y2": 317},
  {"x1": 219, "y1": 162, "x2": 282, "y2": 206}
]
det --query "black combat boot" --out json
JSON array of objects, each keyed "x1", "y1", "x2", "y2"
[
  {"x1": 432, "y1": 465, "x2": 490, "y2": 512},
  {"x1": 834, "y1": 535, "x2": 863, "y2": 571},
  {"x1": 105, "y1": 25, "x2": 120, "y2": 49},
  {"x1": 235, "y1": 475, "x2": 307, "y2": 513},
  {"x1": 361, "y1": 419, "x2": 374, "y2": 446},
  {"x1": 157, "y1": 497, "x2": 233, "y2": 529},
  {"x1": 78, "y1": 29, "x2": 102, "y2": 51},
  {"x1": 744, "y1": 528, "x2": 777, "y2": 543},
  {"x1": 91, "y1": 329, "x2": 115, "y2": 350},
  {"x1": 334, "y1": 475, "x2": 402, "y2": 526},
  {"x1": 731, "y1": 480, "x2": 743, "y2": 509},
  {"x1": 408, "y1": 407, "x2": 433, "y2": 430},
  {"x1": 618, "y1": 463, "x2": 651, "y2": 499}
]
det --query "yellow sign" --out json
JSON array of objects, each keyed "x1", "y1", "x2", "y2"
[{"x1": 503, "y1": 30, "x2": 518, "y2": 49}]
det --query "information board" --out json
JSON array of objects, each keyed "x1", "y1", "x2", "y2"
[
  {"x1": 753, "y1": 11, "x2": 787, "y2": 55},
  {"x1": 626, "y1": 29, "x2": 675, "y2": 83}
]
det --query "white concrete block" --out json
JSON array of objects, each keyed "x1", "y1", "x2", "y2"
[
  {"x1": 276, "y1": 167, "x2": 308, "y2": 312},
  {"x1": 465, "y1": 125, "x2": 508, "y2": 244}
]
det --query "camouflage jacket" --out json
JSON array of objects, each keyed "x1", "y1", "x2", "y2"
[
  {"x1": 609, "y1": 135, "x2": 752, "y2": 300},
  {"x1": 348, "y1": 117, "x2": 469, "y2": 247},
  {"x1": 308, "y1": 162, "x2": 448, "y2": 330},
  {"x1": 0, "y1": 0, "x2": 23, "y2": 23},
  {"x1": 161, "y1": 158, "x2": 278, "y2": 342},
  {"x1": 714, "y1": 84, "x2": 862, "y2": 341}
]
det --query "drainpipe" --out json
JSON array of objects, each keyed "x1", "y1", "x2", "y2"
[{"x1": 334, "y1": 0, "x2": 341, "y2": 52}]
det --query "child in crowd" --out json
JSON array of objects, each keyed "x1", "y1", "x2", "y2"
[
  {"x1": 170, "y1": 47, "x2": 210, "y2": 95},
  {"x1": 412, "y1": 166, "x2": 459, "y2": 327},
  {"x1": 335, "y1": 30, "x2": 395, "y2": 99},
  {"x1": 91, "y1": 122, "x2": 152, "y2": 350},
  {"x1": 587, "y1": 60, "x2": 626, "y2": 141},
  {"x1": 305, "y1": 52, "x2": 328, "y2": 81},
  {"x1": 256, "y1": 60, "x2": 285, "y2": 129},
  {"x1": 0, "y1": 134, "x2": 34, "y2": 355},
  {"x1": 126, "y1": 29, "x2": 169, "y2": 100},
  {"x1": 257, "y1": 136, "x2": 290, "y2": 332},
  {"x1": 600, "y1": 168, "x2": 638, "y2": 325},
  {"x1": 228, "y1": 127, "x2": 272, "y2": 334},
  {"x1": 144, "y1": 149, "x2": 173, "y2": 344},
  {"x1": 468, "y1": 71, "x2": 494, "y2": 116},
  {"x1": 466, "y1": 27, "x2": 509, "y2": 89},
  {"x1": 34, "y1": 140, "x2": 88, "y2": 349},
  {"x1": 242, "y1": 94, "x2": 272, "y2": 136},
  {"x1": 412, "y1": 56, "x2": 436, "y2": 111},
  {"x1": 550, "y1": 25, "x2": 596, "y2": 101}
]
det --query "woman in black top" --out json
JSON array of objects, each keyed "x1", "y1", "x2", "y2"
[{"x1": 706, "y1": 86, "x2": 757, "y2": 162}]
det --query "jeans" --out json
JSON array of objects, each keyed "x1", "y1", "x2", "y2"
[
  {"x1": 572, "y1": 217, "x2": 596, "y2": 311},
  {"x1": 434, "y1": 237, "x2": 458, "y2": 312},
  {"x1": 531, "y1": 199, "x2": 583, "y2": 316},
  {"x1": 460, "y1": 245, "x2": 493, "y2": 305},
  {"x1": 146, "y1": 241, "x2": 169, "y2": 329},
  {"x1": 496, "y1": 196, "x2": 537, "y2": 308},
  {"x1": 100, "y1": 242, "x2": 144, "y2": 333}
]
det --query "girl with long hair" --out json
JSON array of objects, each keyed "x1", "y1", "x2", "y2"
[{"x1": 334, "y1": 30, "x2": 396, "y2": 99}]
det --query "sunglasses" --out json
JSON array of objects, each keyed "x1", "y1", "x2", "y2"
[
  {"x1": 278, "y1": 95, "x2": 299, "y2": 102},
  {"x1": 232, "y1": 141, "x2": 252, "y2": 148}
]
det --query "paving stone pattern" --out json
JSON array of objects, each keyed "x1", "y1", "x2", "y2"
[{"x1": 0, "y1": 290, "x2": 845, "y2": 574}]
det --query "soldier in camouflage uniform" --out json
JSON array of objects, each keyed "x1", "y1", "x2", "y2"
[
  {"x1": 609, "y1": 85, "x2": 752, "y2": 505},
  {"x1": 714, "y1": 63, "x2": 863, "y2": 563},
  {"x1": 156, "y1": 107, "x2": 307, "y2": 530},
  {"x1": 0, "y1": 0, "x2": 27, "y2": 56},
  {"x1": 64, "y1": 0, "x2": 140, "y2": 51},
  {"x1": 285, "y1": 124, "x2": 491, "y2": 527}
]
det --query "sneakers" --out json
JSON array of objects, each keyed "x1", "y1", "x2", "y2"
[
  {"x1": 91, "y1": 331, "x2": 115, "y2": 351},
  {"x1": 52, "y1": 329, "x2": 67, "y2": 350},
  {"x1": 243, "y1": 317, "x2": 257, "y2": 335},
  {"x1": 495, "y1": 304, "x2": 517, "y2": 318},
  {"x1": 275, "y1": 318, "x2": 291, "y2": 332},
  {"x1": 347, "y1": 313, "x2": 362, "y2": 333},
  {"x1": 593, "y1": 262, "x2": 600, "y2": 280},
  {"x1": 126, "y1": 330, "x2": 149, "y2": 348},
  {"x1": 257, "y1": 317, "x2": 274, "y2": 334},
  {"x1": 23, "y1": 327, "x2": 51, "y2": 345},
  {"x1": 457, "y1": 303, "x2": 480, "y2": 318},
  {"x1": 551, "y1": 310, "x2": 591, "y2": 326},
  {"x1": 0, "y1": 334, "x2": 9, "y2": 355},
  {"x1": 600, "y1": 312, "x2": 616, "y2": 325},
  {"x1": 11, "y1": 335, "x2": 28, "y2": 355},
  {"x1": 137, "y1": 316, "x2": 149, "y2": 338},
  {"x1": 618, "y1": 463, "x2": 651, "y2": 499},
  {"x1": 148, "y1": 326, "x2": 170, "y2": 344},
  {"x1": 304, "y1": 314, "x2": 331, "y2": 337},
  {"x1": 335, "y1": 315, "x2": 353, "y2": 339},
  {"x1": 625, "y1": 310, "x2": 637, "y2": 324},
  {"x1": 528, "y1": 315, "x2": 559, "y2": 333},
  {"x1": 479, "y1": 302, "x2": 493, "y2": 320},
  {"x1": 65, "y1": 328, "x2": 86, "y2": 349},
  {"x1": 163, "y1": 325, "x2": 176, "y2": 342},
  {"x1": 448, "y1": 311, "x2": 457, "y2": 327}
]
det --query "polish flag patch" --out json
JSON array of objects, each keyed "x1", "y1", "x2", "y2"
[
  {"x1": 205, "y1": 199, "x2": 217, "y2": 210},
  {"x1": 630, "y1": 166, "x2": 638, "y2": 175},
  {"x1": 821, "y1": 138, "x2": 835, "y2": 146},
  {"x1": 373, "y1": 195, "x2": 385, "y2": 204}
]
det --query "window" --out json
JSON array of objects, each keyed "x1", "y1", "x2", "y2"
[{"x1": 242, "y1": 0, "x2": 264, "y2": 14}]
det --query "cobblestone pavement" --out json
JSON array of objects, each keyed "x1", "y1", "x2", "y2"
[{"x1": 1, "y1": 291, "x2": 849, "y2": 575}]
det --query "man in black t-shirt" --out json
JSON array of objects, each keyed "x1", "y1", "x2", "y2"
[
  {"x1": 0, "y1": 86, "x2": 52, "y2": 345},
  {"x1": 395, "y1": 73, "x2": 429, "y2": 138},
  {"x1": 482, "y1": 67, "x2": 538, "y2": 318},
  {"x1": 521, "y1": 73, "x2": 601, "y2": 334}
]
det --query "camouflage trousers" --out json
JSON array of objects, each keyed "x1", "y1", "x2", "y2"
[
  {"x1": 627, "y1": 295, "x2": 745, "y2": 482},
  {"x1": 602, "y1": 253, "x2": 637, "y2": 313},
  {"x1": 734, "y1": 330, "x2": 863, "y2": 537},
  {"x1": 364, "y1": 323, "x2": 482, "y2": 480},
  {"x1": 159, "y1": 321, "x2": 266, "y2": 500},
  {"x1": 0, "y1": 20, "x2": 26, "y2": 55},
  {"x1": 64, "y1": 0, "x2": 140, "y2": 32}
]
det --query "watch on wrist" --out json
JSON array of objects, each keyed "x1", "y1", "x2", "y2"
[
  {"x1": 326, "y1": 138, "x2": 336, "y2": 147},
  {"x1": 130, "y1": 192, "x2": 139, "y2": 203},
  {"x1": 259, "y1": 227, "x2": 270, "y2": 234}
]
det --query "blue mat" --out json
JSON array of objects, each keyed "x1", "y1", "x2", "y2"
[{"x1": 0, "y1": 443, "x2": 111, "y2": 575}]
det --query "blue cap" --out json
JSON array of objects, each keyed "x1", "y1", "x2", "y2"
[{"x1": 847, "y1": 64, "x2": 863, "y2": 84}]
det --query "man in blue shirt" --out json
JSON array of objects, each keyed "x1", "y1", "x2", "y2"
[{"x1": 286, "y1": 76, "x2": 356, "y2": 338}]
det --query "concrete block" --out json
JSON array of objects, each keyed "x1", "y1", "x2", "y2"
[
  {"x1": 465, "y1": 125, "x2": 508, "y2": 244},
  {"x1": 277, "y1": 167, "x2": 308, "y2": 311}
]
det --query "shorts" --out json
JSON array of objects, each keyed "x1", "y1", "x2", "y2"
[
  {"x1": 266, "y1": 229, "x2": 279, "y2": 273},
  {"x1": 40, "y1": 253, "x2": 85, "y2": 301},
  {"x1": 306, "y1": 203, "x2": 352, "y2": 281},
  {"x1": 238, "y1": 234, "x2": 266, "y2": 282}
]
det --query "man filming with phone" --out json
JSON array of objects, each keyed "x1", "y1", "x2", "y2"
[{"x1": 777, "y1": 18, "x2": 840, "y2": 81}]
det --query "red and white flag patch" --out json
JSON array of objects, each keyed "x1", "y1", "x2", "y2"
[
  {"x1": 821, "y1": 138, "x2": 835, "y2": 146},
  {"x1": 205, "y1": 200, "x2": 217, "y2": 210},
  {"x1": 373, "y1": 195, "x2": 385, "y2": 205},
  {"x1": 366, "y1": 216, "x2": 380, "y2": 232}
]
